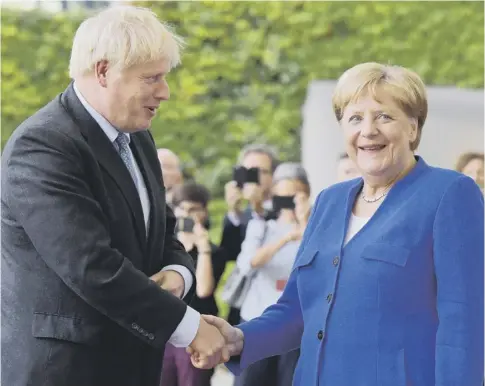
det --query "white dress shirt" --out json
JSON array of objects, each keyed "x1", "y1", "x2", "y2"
[{"x1": 73, "y1": 83, "x2": 200, "y2": 347}]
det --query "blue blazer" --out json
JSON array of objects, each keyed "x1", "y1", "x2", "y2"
[{"x1": 227, "y1": 157, "x2": 484, "y2": 386}]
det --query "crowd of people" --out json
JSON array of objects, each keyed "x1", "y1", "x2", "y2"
[{"x1": 1, "y1": 5, "x2": 483, "y2": 386}]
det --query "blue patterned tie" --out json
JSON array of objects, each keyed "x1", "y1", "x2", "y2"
[{"x1": 115, "y1": 133, "x2": 138, "y2": 188}]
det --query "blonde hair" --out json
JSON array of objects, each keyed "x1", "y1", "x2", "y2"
[
  {"x1": 332, "y1": 62, "x2": 428, "y2": 150},
  {"x1": 455, "y1": 151, "x2": 484, "y2": 172},
  {"x1": 69, "y1": 5, "x2": 184, "y2": 79}
]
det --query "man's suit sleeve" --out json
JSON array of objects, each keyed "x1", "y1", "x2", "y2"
[{"x1": 4, "y1": 127, "x2": 189, "y2": 350}]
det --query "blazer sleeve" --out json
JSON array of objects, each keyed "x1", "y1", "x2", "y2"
[
  {"x1": 226, "y1": 190, "x2": 324, "y2": 375},
  {"x1": 4, "y1": 127, "x2": 190, "y2": 350},
  {"x1": 433, "y1": 176, "x2": 484, "y2": 385}
]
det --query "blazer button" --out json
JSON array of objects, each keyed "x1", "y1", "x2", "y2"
[
  {"x1": 317, "y1": 330, "x2": 324, "y2": 340},
  {"x1": 326, "y1": 293, "x2": 333, "y2": 303},
  {"x1": 148, "y1": 333, "x2": 155, "y2": 340},
  {"x1": 131, "y1": 323, "x2": 138, "y2": 330},
  {"x1": 333, "y1": 257, "x2": 339, "y2": 266}
]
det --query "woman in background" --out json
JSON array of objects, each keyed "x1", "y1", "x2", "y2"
[{"x1": 234, "y1": 162, "x2": 311, "y2": 386}]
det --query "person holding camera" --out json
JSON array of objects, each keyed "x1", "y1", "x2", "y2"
[
  {"x1": 220, "y1": 144, "x2": 279, "y2": 326},
  {"x1": 231, "y1": 162, "x2": 311, "y2": 386},
  {"x1": 159, "y1": 182, "x2": 226, "y2": 386}
]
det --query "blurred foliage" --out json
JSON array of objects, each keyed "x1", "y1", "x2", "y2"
[{"x1": 2, "y1": 1, "x2": 484, "y2": 198}]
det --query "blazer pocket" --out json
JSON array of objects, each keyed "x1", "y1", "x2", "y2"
[
  {"x1": 361, "y1": 243, "x2": 411, "y2": 267},
  {"x1": 32, "y1": 312, "x2": 104, "y2": 346},
  {"x1": 294, "y1": 246, "x2": 319, "y2": 269}
]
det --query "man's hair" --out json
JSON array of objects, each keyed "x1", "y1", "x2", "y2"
[
  {"x1": 69, "y1": 5, "x2": 184, "y2": 79},
  {"x1": 237, "y1": 143, "x2": 279, "y2": 172},
  {"x1": 172, "y1": 182, "x2": 210, "y2": 208}
]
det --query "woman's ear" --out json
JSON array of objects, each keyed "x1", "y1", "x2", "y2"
[{"x1": 409, "y1": 117, "x2": 418, "y2": 143}]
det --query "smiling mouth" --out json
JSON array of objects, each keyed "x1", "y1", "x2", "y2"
[{"x1": 359, "y1": 145, "x2": 386, "y2": 152}]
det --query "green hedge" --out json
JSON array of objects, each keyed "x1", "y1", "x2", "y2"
[{"x1": 2, "y1": 1, "x2": 483, "y2": 196}]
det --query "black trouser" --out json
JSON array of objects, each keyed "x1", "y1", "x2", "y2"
[
  {"x1": 227, "y1": 307, "x2": 241, "y2": 326},
  {"x1": 233, "y1": 347, "x2": 300, "y2": 386}
]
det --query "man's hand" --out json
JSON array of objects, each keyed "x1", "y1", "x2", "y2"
[
  {"x1": 201, "y1": 315, "x2": 244, "y2": 357},
  {"x1": 193, "y1": 223, "x2": 211, "y2": 253},
  {"x1": 150, "y1": 270, "x2": 185, "y2": 298},
  {"x1": 225, "y1": 181, "x2": 242, "y2": 213},
  {"x1": 243, "y1": 183, "x2": 264, "y2": 214},
  {"x1": 186, "y1": 316, "x2": 230, "y2": 369}
]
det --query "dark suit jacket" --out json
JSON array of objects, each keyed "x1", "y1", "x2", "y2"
[
  {"x1": 1, "y1": 83, "x2": 196, "y2": 386},
  {"x1": 219, "y1": 207, "x2": 254, "y2": 263}
]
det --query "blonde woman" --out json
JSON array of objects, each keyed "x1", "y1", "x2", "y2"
[{"x1": 191, "y1": 63, "x2": 484, "y2": 386}]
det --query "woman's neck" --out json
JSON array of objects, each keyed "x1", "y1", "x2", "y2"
[
  {"x1": 278, "y1": 209, "x2": 297, "y2": 224},
  {"x1": 363, "y1": 156, "x2": 417, "y2": 198}
]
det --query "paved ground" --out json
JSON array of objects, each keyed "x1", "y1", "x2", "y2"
[{"x1": 211, "y1": 366, "x2": 235, "y2": 386}]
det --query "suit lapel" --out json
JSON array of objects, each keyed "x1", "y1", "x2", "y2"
[
  {"x1": 60, "y1": 83, "x2": 147, "y2": 251},
  {"x1": 130, "y1": 134, "x2": 161, "y2": 263}
]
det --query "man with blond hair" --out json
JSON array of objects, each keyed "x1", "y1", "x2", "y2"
[{"x1": 1, "y1": 6, "x2": 227, "y2": 386}]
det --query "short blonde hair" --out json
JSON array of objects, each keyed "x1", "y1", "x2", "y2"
[
  {"x1": 332, "y1": 62, "x2": 428, "y2": 150},
  {"x1": 69, "y1": 5, "x2": 184, "y2": 79}
]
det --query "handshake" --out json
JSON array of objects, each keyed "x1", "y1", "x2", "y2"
[{"x1": 187, "y1": 315, "x2": 245, "y2": 369}]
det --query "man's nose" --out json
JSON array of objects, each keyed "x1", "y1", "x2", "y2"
[{"x1": 155, "y1": 81, "x2": 170, "y2": 101}]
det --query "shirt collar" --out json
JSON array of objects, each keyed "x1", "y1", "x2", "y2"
[{"x1": 73, "y1": 82, "x2": 130, "y2": 144}]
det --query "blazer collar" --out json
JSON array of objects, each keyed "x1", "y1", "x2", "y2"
[
  {"x1": 341, "y1": 156, "x2": 429, "y2": 249},
  {"x1": 60, "y1": 82, "x2": 147, "y2": 251}
]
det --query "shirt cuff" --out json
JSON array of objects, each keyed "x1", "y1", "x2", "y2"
[
  {"x1": 162, "y1": 265, "x2": 193, "y2": 299},
  {"x1": 168, "y1": 306, "x2": 201, "y2": 348},
  {"x1": 227, "y1": 211, "x2": 242, "y2": 226}
]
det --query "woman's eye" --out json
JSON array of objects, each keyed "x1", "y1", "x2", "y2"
[
  {"x1": 377, "y1": 113, "x2": 392, "y2": 121},
  {"x1": 349, "y1": 115, "x2": 362, "y2": 123}
]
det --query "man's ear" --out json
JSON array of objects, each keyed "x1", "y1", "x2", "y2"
[{"x1": 94, "y1": 60, "x2": 109, "y2": 88}]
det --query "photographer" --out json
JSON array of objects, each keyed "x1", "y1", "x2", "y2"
[
  {"x1": 160, "y1": 182, "x2": 226, "y2": 386},
  {"x1": 220, "y1": 144, "x2": 279, "y2": 325},
  {"x1": 233, "y1": 162, "x2": 311, "y2": 386}
]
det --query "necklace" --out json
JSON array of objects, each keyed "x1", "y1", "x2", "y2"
[{"x1": 361, "y1": 190, "x2": 388, "y2": 203}]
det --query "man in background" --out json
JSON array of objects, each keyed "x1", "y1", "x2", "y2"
[
  {"x1": 158, "y1": 148, "x2": 184, "y2": 206},
  {"x1": 220, "y1": 144, "x2": 278, "y2": 325}
]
